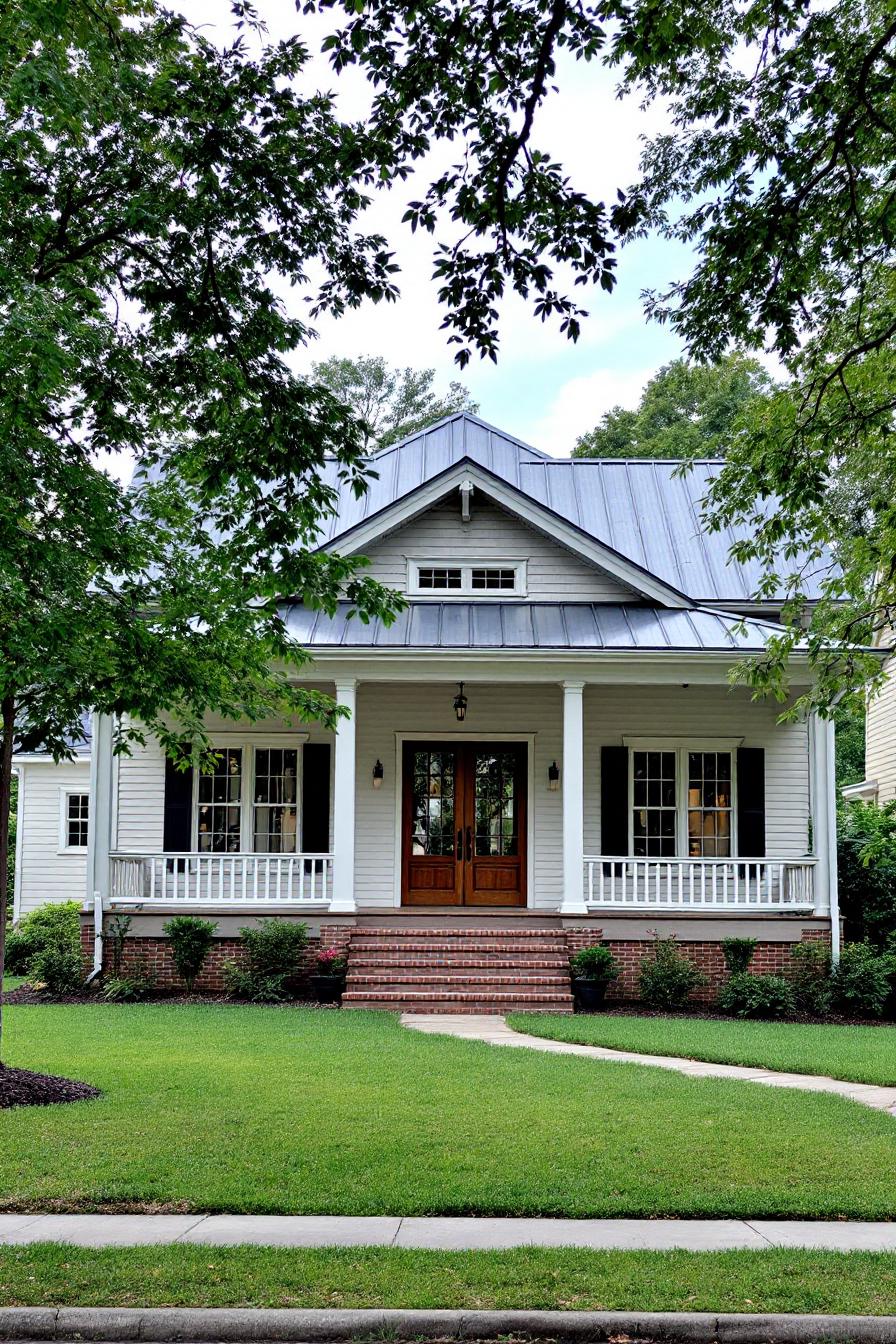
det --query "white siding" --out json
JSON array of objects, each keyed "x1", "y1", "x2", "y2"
[
  {"x1": 361, "y1": 496, "x2": 635, "y2": 601},
  {"x1": 866, "y1": 654, "x2": 896, "y2": 803},
  {"x1": 15, "y1": 761, "x2": 91, "y2": 917}
]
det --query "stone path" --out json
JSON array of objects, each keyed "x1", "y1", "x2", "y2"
[
  {"x1": 4, "y1": 1212, "x2": 896, "y2": 1250},
  {"x1": 401, "y1": 1012, "x2": 896, "y2": 1116}
]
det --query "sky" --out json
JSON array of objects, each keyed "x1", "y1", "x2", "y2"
[{"x1": 180, "y1": 0, "x2": 694, "y2": 458}]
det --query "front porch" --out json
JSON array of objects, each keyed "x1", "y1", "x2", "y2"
[{"x1": 94, "y1": 673, "x2": 836, "y2": 924}]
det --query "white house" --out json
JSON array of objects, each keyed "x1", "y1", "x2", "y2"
[{"x1": 14, "y1": 414, "x2": 843, "y2": 1009}]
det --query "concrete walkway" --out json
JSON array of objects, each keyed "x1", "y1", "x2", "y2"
[
  {"x1": 402, "y1": 1012, "x2": 896, "y2": 1116},
  {"x1": 5, "y1": 1212, "x2": 896, "y2": 1250}
]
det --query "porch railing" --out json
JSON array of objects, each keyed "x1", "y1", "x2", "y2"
[
  {"x1": 109, "y1": 853, "x2": 333, "y2": 906},
  {"x1": 584, "y1": 856, "x2": 817, "y2": 910}
]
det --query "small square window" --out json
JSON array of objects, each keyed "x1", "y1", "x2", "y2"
[
  {"x1": 64, "y1": 793, "x2": 89, "y2": 849},
  {"x1": 417, "y1": 567, "x2": 463, "y2": 590},
  {"x1": 470, "y1": 568, "x2": 517, "y2": 590}
]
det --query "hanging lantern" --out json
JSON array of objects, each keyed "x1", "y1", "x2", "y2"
[{"x1": 453, "y1": 681, "x2": 468, "y2": 722}]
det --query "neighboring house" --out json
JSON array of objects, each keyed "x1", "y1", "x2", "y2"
[
  {"x1": 15, "y1": 414, "x2": 847, "y2": 1009},
  {"x1": 843, "y1": 638, "x2": 896, "y2": 806}
]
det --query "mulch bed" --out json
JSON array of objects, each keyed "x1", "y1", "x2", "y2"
[
  {"x1": 599, "y1": 1003, "x2": 895, "y2": 1028},
  {"x1": 0, "y1": 1064, "x2": 100, "y2": 1109},
  {"x1": 1, "y1": 984, "x2": 341, "y2": 1009}
]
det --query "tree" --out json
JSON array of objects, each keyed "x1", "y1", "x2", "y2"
[
  {"x1": 573, "y1": 355, "x2": 772, "y2": 459},
  {"x1": 312, "y1": 356, "x2": 478, "y2": 450}
]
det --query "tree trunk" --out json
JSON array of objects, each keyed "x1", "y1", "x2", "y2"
[{"x1": 0, "y1": 695, "x2": 15, "y2": 1065}]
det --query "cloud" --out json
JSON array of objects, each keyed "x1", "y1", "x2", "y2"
[{"x1": 527, "y1": 366, "x2": 655, "y2": 457}]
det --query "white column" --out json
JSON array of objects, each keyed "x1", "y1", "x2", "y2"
[
  {"x1": 809, "y1": 712, "x2": 839, "y2": 954},
  {"x1": 560, "y1": 680, "x2": 587, "y2": 915},
  {"x1": 85, "y1": 712, "x2": 115, "y2": 906},
  {"x1": 329, "y1": 678, "x2": 357, "y2": 913}
]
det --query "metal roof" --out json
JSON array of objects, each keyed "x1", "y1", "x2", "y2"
[
  {"x1": 313, "y1": 413, "x2": 822, "y2": 604},
  {"x1": 281, "y1": 602, "x2": 797, "y2": 653}
]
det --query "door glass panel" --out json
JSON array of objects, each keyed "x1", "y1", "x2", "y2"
[
  {"x1": 473, "y1": 750, "x2": 518, "y2": 856},
  {"x1": 411, "y1": 750, "x2": 455, "y2": 855}
]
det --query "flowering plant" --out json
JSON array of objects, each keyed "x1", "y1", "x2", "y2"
[{"x1": 316, "y1": 946, "x2": 347, "y2": 975}]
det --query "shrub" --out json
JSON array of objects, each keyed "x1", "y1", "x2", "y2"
[
  {"x1": 316, "y1": 946, "x2": 348, "y2": 976},
  {"x1": 638, "y1": 933, "x2": 707, "y2": 1009},
  {"x1": 224, "y1": 919, "x2": 308, "y2": 1002},
  {"x1": 163, "y1": 915, "x2": 218, "y2": 992},
  {"x1": 102, "y1": 961, "x2": 156, "y2": 1002},
  {"x1": 721, "y1": 937, "x2": 757, "y2": 975},
  {"x1": 222, "y1": 962, "x2": 291, "y2": 1003},
  {"x1": 831, "y1": 941, "x2": 895, "y2": 1018},
  {"x1": 106, "y1": 914, "x2": 133, "y2": 978},
  {"x1": 718, "y1": 972, "x2": 795, "y2": 1019},
  {"x1": 570, "y1": 943, "x2": 620, "y2": 985},
  {"x1": 838, "y1": 800, "x2": 896, "y2": 945},
  {"x1": 6, "y1": 900, "x2": 81, "y2": 975},
  {"x1": 28, "y1": 941, "x2": 84, "y2": 996},
  {"x1": 790, "y1": 941, "x2": 833, "y2": 1016}
]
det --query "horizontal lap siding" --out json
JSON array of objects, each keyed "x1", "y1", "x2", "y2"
[
  {"x1": 354, "y1": 682, "x2": 564, "y2": 908},
  {"x1": 867, "y1": 655, "x2": 896, "y2": 803},
  {"x1": 17, "y1": 762, "x2": 90, "y2": 915},
  {"x1": 583, "y1": 684, "x2": 809, "y2": 858},
  {"x1": 361, "y1": 497, "x2": 634, "y2": 601},
  {"x1": 115, "y1": 704, "x2": 336, "y2": 853}
]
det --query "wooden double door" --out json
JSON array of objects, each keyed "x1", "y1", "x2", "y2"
[{"x1": 401, "y1": 741, "x2": 527, "y2": 906}]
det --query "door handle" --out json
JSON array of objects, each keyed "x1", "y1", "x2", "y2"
[
  {"x1": 466, "y1": 825, "x2": 473, "y2": 862},
  {"x1": 456, "y1": 828, "x2": 463, "y2": 861}
]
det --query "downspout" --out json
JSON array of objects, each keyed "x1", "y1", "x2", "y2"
[{"x1": 85, "y1": 892, "x2": 104, "y2": 983}]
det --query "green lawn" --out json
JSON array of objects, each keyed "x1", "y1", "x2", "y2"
[
  {"x1": 508, "y1": 1012, "x2": 896, "y2": 1087},
  {"x1": 3, "y1": 1003, "x2": 896, "y2": 1218},
  {"x1": 3, "y1": 1245, "x2": 896, "y2": 1315}
]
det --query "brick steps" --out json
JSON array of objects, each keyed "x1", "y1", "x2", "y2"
[{"x1": 344, "y1": 924, "x2": 574, "y2": 1014}]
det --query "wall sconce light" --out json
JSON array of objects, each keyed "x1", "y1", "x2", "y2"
[
  {"x1": 548, "y1": 760, "x2": 560, "y2": 791},
  {"x1": 372, "y1": 759, "x2": 384, "y2": 789},
  {"x1": 453, "y1": 681, "x2": 468, "y2": 722}
]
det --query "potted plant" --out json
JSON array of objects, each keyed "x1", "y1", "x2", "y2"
[
  {"x1": 310, "y1": 946, "x2": 347, "y2": 1003},
  {"x1": 570, "y1": 943, "x2": 620, "y2": 1011}
]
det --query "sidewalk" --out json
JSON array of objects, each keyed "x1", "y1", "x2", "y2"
[
  {"x1": 402, "y1": 1013, "x2": 896, "y2": 1115},
  {"x1": 3, "y1": 1213, "x2": 896, "y2": 1250}
]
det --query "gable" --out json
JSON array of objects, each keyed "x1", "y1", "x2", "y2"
[{"x1": 361, "y1": 494, "x2": 638, "y2": 602}]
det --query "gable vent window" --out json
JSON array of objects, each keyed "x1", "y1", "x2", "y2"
[
  {"x1": 471, "y1": 568, "x2": 517, "y2": 590},
  {"x1": 417, "y1": 566, "x2": 463, "y2": 590},
  {"x1": 409, "y1": 560, "x2": 527, "y2": 597}
]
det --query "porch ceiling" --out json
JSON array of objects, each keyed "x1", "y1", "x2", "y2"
[{"x1": 280, "y1": 601, "x2": 801, "y2": 653}]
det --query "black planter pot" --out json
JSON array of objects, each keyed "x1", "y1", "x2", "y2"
[
  {"x1": 309, "y1": 974, "x2": 345, "y2": 1004},
  {"x1": 572, "y1": 977, "x2": 609, "y2": 1012}
]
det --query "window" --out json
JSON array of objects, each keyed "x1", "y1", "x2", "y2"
[
  {"x1": 417, "y1": 566, "x2": 463, "y2": 590},
  {"x1": 61, "y1": 791, "x2": 89, "y2": 850},
  {"x1": 625, "y1": 741, "x2": 739, "y2": 858},
  {"x1": 631, "y1": 751, "x2": 677, "y2": 857},
  {"x1": 193, "y1": 740, "x2": 308, "y2": 853},
  {"x1": 253, "y1": 748, "x2": 298, "y2": 853},
  {"x1": 196, "y1": 747, "x2": 243, "y2": 853},
  {"x1": 687, "y1": 751, "x2": 732, "y2": 857},
  {"x1": 408, "y1": 560, "x2": 526, "y2": 596}
]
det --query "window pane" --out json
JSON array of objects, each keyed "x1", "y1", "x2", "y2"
[
  {"x1": 66, "y1": 793, "x2": 89, "y2": 848},
  {"x1": 253, "y1": 748, "x2": 298, "y2": 853},
  {"x1": 631, "y1": 751, "x2": 677, "y2": 857},
  {"x1": 687, "y1": 750, "x2": 732, "y2": 857},
  {"x1": 417, "y1": 567, "x2": 462, "y2": 590},
  {"x1": 470, "y1": 568, "x2": 516, "y2": 590},
  {"x1": 196, "y1": 749, "x2": 243, "y2": 852}
]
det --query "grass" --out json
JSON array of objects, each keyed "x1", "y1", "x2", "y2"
[
  {"x1": 3, "y1": 1003, "x2": 896, "y2": 1218},
  {"x1": 3, "y1": 1245, "x2": 896, "y2": 1314},
  {"x1": 508, "y1": 1012, "x2": 896, "y2": 1087},
  {"x1": 2, "y1": 977, "x2": 25, "y2": 991}
]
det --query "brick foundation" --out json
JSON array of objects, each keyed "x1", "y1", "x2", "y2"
[{"x1": 566, "y1": 926, "x2": 832, "y2": 1003}]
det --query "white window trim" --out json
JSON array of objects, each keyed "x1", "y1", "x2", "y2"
[
  {"x1": 191, "y1": 734, "x2": 309, "y2": 854},
  {"x1": 59, "y1": 787, "x2": 91, "y2": 854},
  {"x1": 623, "y1": 739, "x2": 741, "y2": 858},
  {"x1": 406, "y1": 557, "x2": 528, "y2": 599}
]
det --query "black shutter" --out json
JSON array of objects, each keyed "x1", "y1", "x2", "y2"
[
  {"x1": 163, "y1": 757, "x2": 194, "y2": 853},
  {"x1": 601, "y1": 745, "x2": 629, "y2": 857},
  {"x1": 302, "y1": 743, "x2": 331, "y2": 854},
  {"x1": 737, "y1": 747, "x2": 765, "y2": 857}
]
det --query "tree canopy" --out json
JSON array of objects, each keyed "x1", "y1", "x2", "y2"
[
  {"x1": 572, "y1": 355, "x2": 772, "y2": 459},
  {"x1": 312, "y1": 356, "x2": 477, "y2": 450}
]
